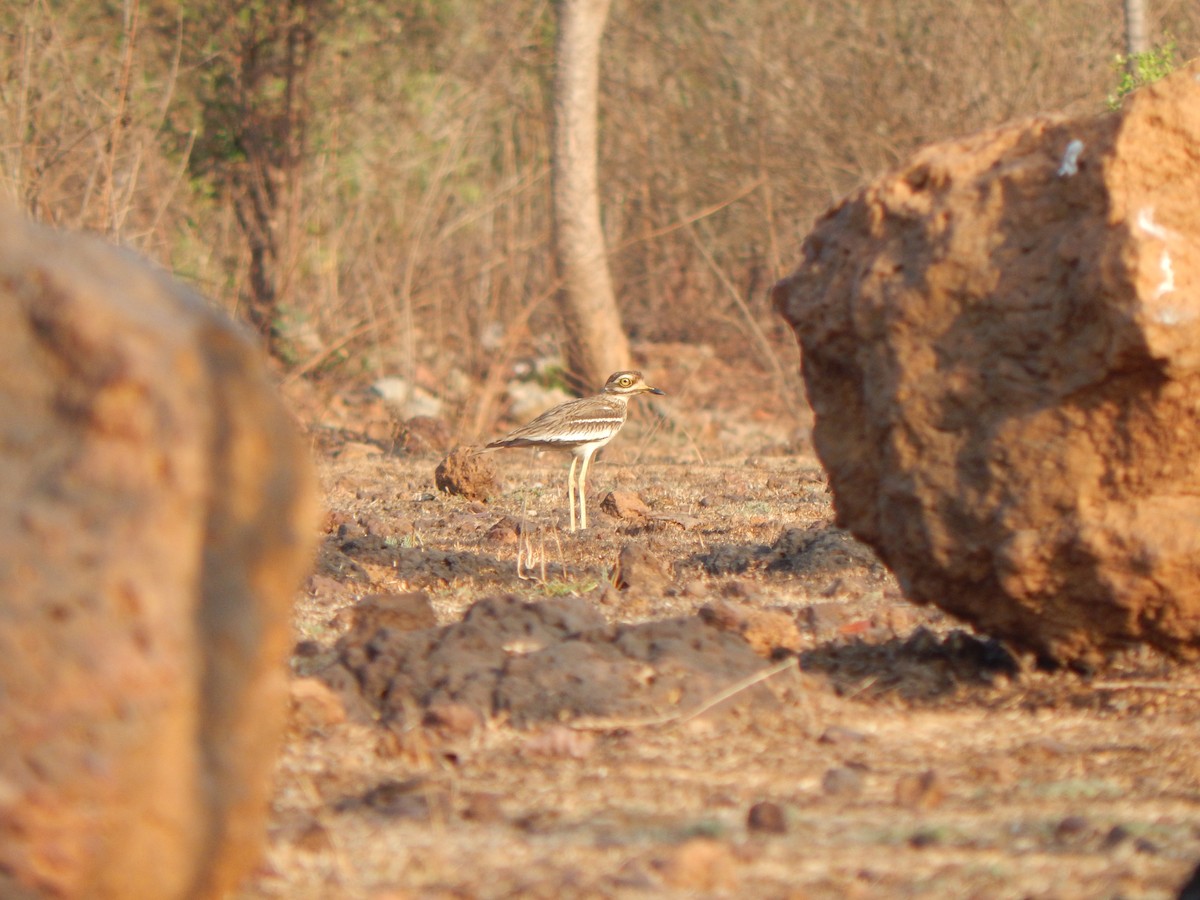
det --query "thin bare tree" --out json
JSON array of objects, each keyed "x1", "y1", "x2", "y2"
[
  {"x1": 184, "y1": 0, "x2": 330, "y2": 354},
  {"x1": 551, "y1": 0, "x2": 631, "y2": 393},
  {"x1": 1125, "y1": 0, "x2": 1148, "y2": 71}
]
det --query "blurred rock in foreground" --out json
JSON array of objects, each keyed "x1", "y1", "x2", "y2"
[
  {"x1": 0, "y1": 212, "x2": 319, "y2": 898},
  {"x1": 773, "y1": 61, "x2": 1200, "y2": 667}
]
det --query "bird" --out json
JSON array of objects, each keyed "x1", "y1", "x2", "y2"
[{"x1": 485, "y1": 370, "x2": 664, "y2": 532}]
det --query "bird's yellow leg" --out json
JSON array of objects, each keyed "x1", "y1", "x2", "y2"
[
  {"x1": 568, "y1": 456, "x2": 579, "y2": 532},
  {"x1": 578, "y1": 452, "x2": 593, "y2": 530}
]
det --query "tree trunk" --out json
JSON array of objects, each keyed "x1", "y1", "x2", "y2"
[
  {"x1": 1124, "y1": 0, "x2": 1148, "y2": 73},
  {"x1": 191, "y1": 0, "x2": 326, "y2": 357},
  {"x1": 551, "y1": 0, "x2": 631, "y2": 393}
]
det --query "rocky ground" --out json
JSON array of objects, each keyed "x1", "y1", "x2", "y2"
[{"x1": 238, "y1": 350, "x2": 1200, "y2": 899}]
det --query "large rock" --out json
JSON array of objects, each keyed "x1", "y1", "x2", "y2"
[
  {"x1": 0, "y1": 212, "x2": 319, "y2": 898},
  {"x1": 772, "y1": 62, "x2": 1200, "y2": 666}
]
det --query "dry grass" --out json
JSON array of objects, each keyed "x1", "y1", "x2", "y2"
[{"x1": 5, "y1": 2, "x2": 1198, "y2": 403}]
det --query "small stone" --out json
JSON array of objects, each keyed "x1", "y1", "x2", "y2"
[
  {"x1": 1133, "y1": 836, "x2": 1160, "y2": 855},
  {"x1": 908, "y1": 828, "x2": 941, "y2": 848},
  {"x1": 504, "y1": 380, "x2": 573, "y2": 422},
  {"x1": 747, "y1": 801, "x2": 787, "y2": 834},
  {"x1": 601, "y1": 490, "x2": 652, "y2": 522},
  {"x1": 372, "y1": 376, "x2": 440, "y2": 418},
  {"x1": 613, "y1": 543, "x2": 672, "y2": 593},
  {"x1": 461, "y1": 792, "x2": 505, "y2": 823},
  {"x1": 818, "y1": 725, "x2": 869, "y2": 746},
  {"x1": 1054, "y1": 814, "x2": 1091, "y2": 841},
  {"x1": 894, "y1": 770, "x2": 945, "y2": 810},
  {"x1": 1101, "y1": 824, "x2": 1131, "y2": 849},
  {"x1": 822, "y1": 766, "x2": 864, "y2": 796}
]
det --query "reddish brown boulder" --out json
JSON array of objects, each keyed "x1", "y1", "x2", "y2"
[
  {"x1": 0, "y1": 212, "x2": 319, "y2": 898},
  {"x1": 435, "y1": 445, "x2": 500, "y2": 500},
  {"x1": 773, "y1": 62, "x2": 1200, "y2": 666}
]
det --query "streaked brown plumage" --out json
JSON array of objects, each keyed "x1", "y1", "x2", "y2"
[{"x1": 486, "y1": 370, "x2": 664, "y2": 531}]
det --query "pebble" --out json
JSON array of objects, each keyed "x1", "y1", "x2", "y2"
[
  {"x1": 747, "y1": 801, "x2": 788, "y2": 834},
  {"x1": 894, "y1": 770, "x2": 945, "y2": 810},
  {"x1": 1134, "y1": 836, "x2": 1160, "y2": 855},
  {"x1": 908, "y1": 828, "x2": 941, "y2": 848},
  {"x1": 600, "y1": 490, "x2": 652, "y2": 521},
  {"x1": 818, "y1": 725, "x2": 869, "y2": 745},
  {"x1": 613, "y1": 543, "x2": 672, "y2": 593},
  {"x1": 460, "y1": 792, "x2": 505, "y2": 823},
  {"x1": 1101, "y1": 824, "x2": 1131, "y2": 849},
  {"x1": 1054, "y1": 814, "x2": 1090, "y2": 841},
  {"x1": 822, "y1": 766, "x2": 864, "y2": 796}
]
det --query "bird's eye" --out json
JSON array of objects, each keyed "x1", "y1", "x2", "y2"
[{"x1": 620, "y1": 376, "x2": 632, "y2": 385}]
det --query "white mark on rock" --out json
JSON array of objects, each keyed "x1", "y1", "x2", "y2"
[
  {"x1": 1057, "y1": 139, "x2": 1084, "y2": 177},
  {"x1": 1136, "y1": 208, "x2": 1179, "y2": 303},
  {"x1": 1155, "y1": 250, "x2": 1176, "y2": 301},
  {"x1": 1137, "y1": 206, "x2": 1175, "y2": 241}
]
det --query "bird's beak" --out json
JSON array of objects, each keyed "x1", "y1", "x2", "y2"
[{"x1": 647, "y1": 386, "x2": 665, "y2": 395}]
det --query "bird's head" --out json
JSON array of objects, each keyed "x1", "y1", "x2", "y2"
[{"x1": 602, "y1": 371, "x2": 665, "y2": 396}]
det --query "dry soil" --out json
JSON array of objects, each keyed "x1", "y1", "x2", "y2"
[{"x1": 239, "y1": 353, "x2": 1200, "y2": 899}]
